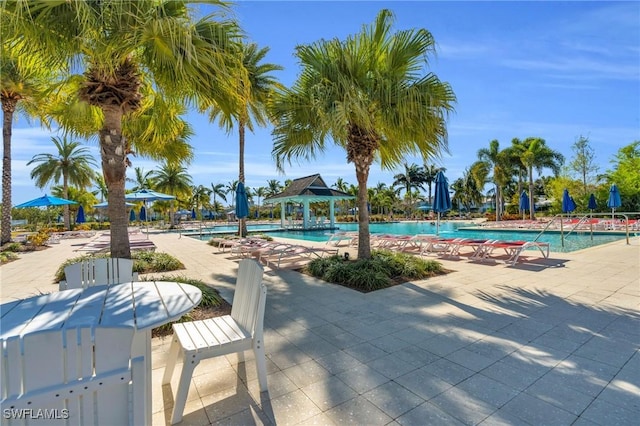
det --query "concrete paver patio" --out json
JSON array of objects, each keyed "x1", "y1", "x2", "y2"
[{"x1": 1, "y1": 230, "x2": 638, "y2": 425}]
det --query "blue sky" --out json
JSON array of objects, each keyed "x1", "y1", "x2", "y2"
[{"x1": 10, "y1": 1, "x2": 640, "y2": 205}]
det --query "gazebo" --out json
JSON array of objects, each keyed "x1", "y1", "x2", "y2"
[{"x1": 264, "y1": 174, "x2": 354, "y2": 230}]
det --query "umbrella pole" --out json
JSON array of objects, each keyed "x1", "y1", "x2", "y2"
[
  {"x1": 560, "y1": 216, "x2": 564, "y2": 248},
  {"x1": 436, "y1": 212, "x2": 440, "y2": 235}
]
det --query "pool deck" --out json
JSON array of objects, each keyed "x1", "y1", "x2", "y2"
[{"x1": 1, "y1": 232, "x2": 638, "y2": 425}]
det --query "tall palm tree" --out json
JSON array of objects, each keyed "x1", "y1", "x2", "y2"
[
  {"x1": 477, "y1": 139, "x2": 510, "y2": 221},
  {"x1": 392, "y1": 163, "x2": 426, "y2": 218},
  {"x1": 516, "y1": 137, "x2": 565, "y2": 220},
  {"x1": 93, "y1": 172, "x2": 108, "y2": 203},
  {"x1": 0, "y1": 45, "x2": 52, "y2": 244},
  {"x1": 4, "y1": 0, "x2": 241, "y2": 257},
  {"x1": 272, "y1": 10, "x2": 455, "y2": 258},
  {"x1": 152, "y1": 161, "x2": 193, "y2": 225},
  {"x1": 253, "y1": 186, "x2": 266, "y2": 219},
  {"x1": 27, "y1": 136, "x2": 97, "y2": 230},
  {"x1": 423, "y1": 164, "x2": 445, "y2": 205},
  {"x1": 191, "y1": 185, "x2": 210, "y2": 219},
  {"x1": 210, "y1": 182, "x2": 227, "y2": 220},
  {"x1": 332, "y1": 178, "x2": 350, "y2": 215},
  {"x1": 264, "y1": 179, "x2": 281, "y2": 218},
  {"x1": 206, "y1": 43, "x2": 282, "y2": 236},
  {"x1": 127, "y1": 167, "x2": 154, "y2": 191}
]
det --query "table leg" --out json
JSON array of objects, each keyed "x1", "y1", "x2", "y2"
[{"x1": 132, "y1": 329, "x2": 152, "y2": 425}]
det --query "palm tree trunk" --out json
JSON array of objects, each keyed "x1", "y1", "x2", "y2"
[
  {"x1": 238, "y1": 123, "x2": 247, "y2": 237},
  {"x1": 101, "y1": 107, "x2": 131, "y2": 258},
  {"x1": 355, "y1": 165, "x2": 371, "y2": 259},
  {"x1": 63, "y1": 175, "x2": 70, "y2": 230},
  {"x1": 528, "y1": 166, "x2": 535, "y2": 221},
  {"x1": 1, "y1": 103, "x2": 15, "y2": 245}
]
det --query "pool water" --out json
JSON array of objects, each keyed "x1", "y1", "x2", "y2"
[{"x1": 261, "y1": 222, "x2": 625, "y2": 253}]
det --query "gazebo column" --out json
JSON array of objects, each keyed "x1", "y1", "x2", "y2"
[
  {"x1": 329, "y1": 200, "x2": 335, "y2": 229},
  {"x1": 302, "y1": 199, "x2": 310, "y2": 229},
  {"x1": 280, "y1": 201, "x2": 286, "y2": 227}
]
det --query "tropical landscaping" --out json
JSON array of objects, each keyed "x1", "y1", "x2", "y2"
[{"x1": 2, "y1": 1, "x2": 639, "y2": 257}]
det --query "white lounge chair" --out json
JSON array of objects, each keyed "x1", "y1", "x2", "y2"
[{"x1": 162, "y1": 259, "x2": 268, "y2": 424}]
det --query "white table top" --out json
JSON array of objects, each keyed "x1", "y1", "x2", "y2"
[{"x1": 0, "y1": 281, "x2": 202, "y2": 339}]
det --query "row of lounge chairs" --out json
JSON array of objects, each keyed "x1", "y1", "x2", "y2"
[
  {"x1": 74, "y1": 230, "x2": 156, "y2": 254},
  {"x1": 214, "y1": 237, "x2": 339, "y2": 269},
  {"x1": 482, "y1": 218, "x2": 638, "y2": 231},
  {"x1": 325, "y1": 232, "x2": 550, "y2": 266}
]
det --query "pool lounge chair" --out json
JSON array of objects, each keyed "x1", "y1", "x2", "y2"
[
  {"x1": 473, "y1": 240, "x2": 550, "y2": 266},
  {"x1": 259, "y1": 244, "x2": 339, "y2": 269},
  {"x1": 326, "y1": 231, "x2": 357, "y2": 247}
]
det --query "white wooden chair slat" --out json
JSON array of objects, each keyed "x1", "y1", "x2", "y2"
[
  {"x1": 60, "y1": 258, "x2": 137, "y2": 291},
  {"x1": 1, "y1": 327, "x2": 143, "y2": 426},
  {"x1": 3, "y1": 337, "x2": 22, "y2": 400},
  {"x1": 163, "y1": 259, "x2": 268, "y2": 424}
]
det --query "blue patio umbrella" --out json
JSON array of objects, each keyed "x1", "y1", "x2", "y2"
[
  {"x1": 588, "y1": 193, "x2": 597, "y2": 210},
  {"x1": 235, "y1": 182, "x2": 249, "y2": 219},
  {"x1": 433, "y1": 171, "x2": 451, "y2": 235},
  {"x1": 15, "y1": 194, "x2": 77, "y2": 208},
  {"x1": 124, "y1": 189, "x2": 175, "y2": 202},
  {"x1": 129, "y1": 209, "x2": 136, "y2": 221},
  {"x1": 519, "y1": 191, "x2": 530, "y2": 220},
  {"x1": 191, "y1": 208, "x2": 196, "y2": 219},
  {"x1": 94, "y1": 201, "x2": 135, "y2": 208},
  {"x1": 561, "y1": 189, "x2": 576, "y2": 214},
  {"x1": 76, "y1": 205, "x2": 86, "y2": 224},
  {"x1": 608, "y1": 184, "x2": 621, "y2": 219},
  {"x1": 139, "y1": 205, "x2": 147, "y2": 221}
]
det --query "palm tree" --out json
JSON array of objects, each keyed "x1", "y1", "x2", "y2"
[
  {"x1": 516, "y1": 137, "x2": 565, "y2": 220},
  {"x1": 4, "y1": 0, "x2": 241, "y2": 257},
  {"x1": 423, "y1": 164, "x2": 445, "y2": 205},
  {"x1": 253, "y1": 187, "x2": 266, "y2": 219},
  {"x1": 93, "y1": 172, "x2": 108, "y2": 203},
  {"x1": 127, "y1": 167, "x2": 154, "y2": 191},
  {"x1": 210, "y1": 183, "x2": 228, "y2": 220},
  {"x1": 206, "y1": 43, "x2": 282, "y2": 236},
  {"x1": 152, "y1": 162, "x2": 193, "y2": 225},
  {"x1": 27, "y1": 136, "x2": 97, "y2": 230},
  {"x1": 0, "y1": 45, "x2": 52, "y2": 244},
  {"x1": 191, "y1": 185, "x2": 210, "y2": 220},
  {"x1": 392, "y1": 163, "x2": 426, "y2": 218},
  {"x1": 272, "y1": 10, "x2": 455, "y2": 258},
  {"x1": 477, "y1": 140, "x2": 511, "y2": 221}
]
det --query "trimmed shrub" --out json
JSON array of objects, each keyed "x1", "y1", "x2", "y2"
[{"x1": 305, "y1": 249, "x2": 444, "y2": 292}]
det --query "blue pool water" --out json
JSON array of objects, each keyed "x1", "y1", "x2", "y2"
[{"x1": 259, "y1": 222, "x2": 625, "y2": 253}]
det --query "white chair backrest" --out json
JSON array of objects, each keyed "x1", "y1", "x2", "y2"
[
  {"x1": 230, "y1": 259, "x2": 266, "y2": 336},
  {"x1": 62, "y1": 258, "x2": 136, "y2": 290},
  {"x1": 0, "y1": 326, "x2": 144, "y2": 425}
]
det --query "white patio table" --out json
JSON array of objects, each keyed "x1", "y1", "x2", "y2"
[{"x1": 0, "y1": 281, "x2": 202, "y2": 425}]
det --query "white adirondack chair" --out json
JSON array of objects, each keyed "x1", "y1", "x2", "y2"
[
  {"x1": 59, "y1": 258, "x2": 138, "y2": 291},
  {"x1": 0, "y1": 327, "x2": 145, "y2": 425},
  {"x1": 162, "y1": 259, "x2": 268, "y2": 424}
]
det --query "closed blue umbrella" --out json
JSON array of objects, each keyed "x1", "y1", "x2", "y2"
[
  {"x1": 433, "y1": 171, "x2": 451, "y2": 235},
  {"x1": 588, "y1": 194, "x2": 597, "y2": 210},
  {"x1": 519, "y1": 191, "x2": 530, "y2": 220},
  {"x1": 129, "y1": 209, "x2": 136, "y2": 221},
  {"x1": 235, "y1": 182, "x2": 249, "y2": 219},
  {"x1": 608, "y1": 184, "x2": 621, "y2": 219},
  {"x1": 139, "y1": 205, "x2": 147, "y2": 221},
  {"x1": 561, "y1": 189, "x2": 576, "y2": 214},
  {"x1": 76, "y1": 205, "x2": 86, "y2": 224},
  {"x1": 191, "y1": 208, "x2": 196, "y2": 219}
]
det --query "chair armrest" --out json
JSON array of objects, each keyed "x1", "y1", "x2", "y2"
[{"x1": 132, "y1": 272, "x2": 139, "y2": 282}]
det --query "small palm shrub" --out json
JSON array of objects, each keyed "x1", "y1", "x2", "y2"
[
  {"x1": 54, "y1": 252, "x2": 184, "y2": 282},
  {"x1": 305, "y1": 250, "x2": 444, "y2": 292},
  {"x1": 0, "y1": 251, "x2": 19, "y2": 264}
]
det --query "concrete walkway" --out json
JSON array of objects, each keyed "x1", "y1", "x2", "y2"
[{"x1": 1, "y1": 231, "x2": 638, "y2": 425}]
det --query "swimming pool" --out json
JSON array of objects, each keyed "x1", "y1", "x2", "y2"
[{"x1": 259, "y1": 222, "x2": 626, "y2": 252}]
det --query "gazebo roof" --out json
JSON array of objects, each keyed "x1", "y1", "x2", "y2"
[{"x1": 264, "y1": 174, "x2": 354, "y2": 204}]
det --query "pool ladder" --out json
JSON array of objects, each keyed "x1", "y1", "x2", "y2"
[{"x1": 533, "y1": 213, "x2": 632, "y2": 248}]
